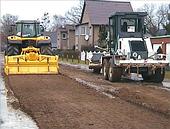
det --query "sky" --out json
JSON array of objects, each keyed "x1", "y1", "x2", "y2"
[{"x1": 0, "y1": 0, "x2": 170, "y2": 20}]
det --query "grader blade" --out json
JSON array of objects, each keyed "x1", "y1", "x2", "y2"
[{"x1": 4, "y1": 47, "x2": 59, "y2": 75}]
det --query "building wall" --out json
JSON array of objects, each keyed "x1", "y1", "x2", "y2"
[
  {"x1": 93, "y1": 25, "x2": 100, "y2": 46},
  {"x1": 57, "y1": 31, "x2": 60, "y2": 49},
  {"x1": 61, "y1": 31, "x2": 68, "y2": 50},
  {"x1": 57, "y1": 25, "x2": 75, "y2": 50},
  {"x1": 75, "y1": 24, "x2": 90, "y2": 51},
  {"x1": 68, "y1": 30, "x2": 75, "y2": 50},
  {"x1": 167, "y1": 44, "x2": 170, "y2": 63},
  {"x1": 75, "y1": 24, "x2": 101, "y2": 51},
  {"x1": 151, "y1": 36, "x2": 170, "y2": 62},
  {"x1": 151, "y1": 37, "x2": 170, "y2": 54}
]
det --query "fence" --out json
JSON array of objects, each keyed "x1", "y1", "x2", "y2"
[
  {"x1": 80, "y1": 51, "x2": 107, "y2": 61},
  {"x1": 59, "y1": 51, "x2": 106, "y2": 64}
]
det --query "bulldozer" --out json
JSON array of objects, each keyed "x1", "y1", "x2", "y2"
[{"x1": 4, "y1": 20, "x2": 59, "y2": 75}]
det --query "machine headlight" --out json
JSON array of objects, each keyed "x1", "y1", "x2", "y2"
[{"x1": 132, "y1": 52, "x2": 138, "y2": 58}]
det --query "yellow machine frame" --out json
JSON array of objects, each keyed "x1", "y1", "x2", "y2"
[{"x1": 4, "y1": 46, "x2": 59, "y2": 75}]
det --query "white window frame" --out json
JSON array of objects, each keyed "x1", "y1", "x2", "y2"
[
  {"x1": 81, "y1": 26, "x2": 86, "y2": 35},
  {"x1": 75, "y1": 27, "x2": 79, "y2": 36}
]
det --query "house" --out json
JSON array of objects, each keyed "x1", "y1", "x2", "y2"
[
  {"x1": 43, "y1": 31, "x2": 58, "y2": 50},
  {"x1": 57, "y1": 25, "x2": 75, "y2": 50},
  {"x1": 151, "y1": 35, "x2": 170, "y2": 63},
  {"x1": 75, "y1": 0, "x2": 133, "y2": 51}
]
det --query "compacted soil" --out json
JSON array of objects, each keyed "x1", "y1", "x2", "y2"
[{"x1": 4, "y1": 64, "x2": 170, "y2": 129}]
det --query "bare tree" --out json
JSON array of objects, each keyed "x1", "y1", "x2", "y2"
[
  {"x1": 40, "y1": 12, "x2": 50, "y2": 30},
  {"x1": 0, "y1": 14, "x2": 18, "y2": 50},
  {"x1": 0, "y1": 14, "x2": 18, "y2": 36},
  {"x1": 138, "y1": 4, "x2": 169, "y2": 36},
  {"x1": 65, "y1": 0, "x2": 84, "y2": 24},
  {"x1": 163, "y1": 12, "x2": 170, "y2": 34},
  {"x1": 50, "y1": 15, "x2": 67, "y2": 31},
  {"x1": 162, "y1": 4, "x2": 170, "y2": 34}
]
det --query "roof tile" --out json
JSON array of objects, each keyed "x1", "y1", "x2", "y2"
[{"x1": 82, "y1": 0, "x2": 133, "y2": 25}]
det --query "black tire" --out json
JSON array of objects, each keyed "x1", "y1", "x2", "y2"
[
  {"x1": 142, "y1": 68, "x2": 165, "y2": 83},
  {"x1": 93, "y1": 68, "x2": 101, "y2": 74},
  {"x1": 6, "y1": 45, "x2": 20, "y2": 56},
  {"x1": 142, "y1": 72, "x2": 152, "y2": 82},
  {"x1": 102, "y1": 59, "x2": 109, "y2": 80},
  {"x1": 40, "y1": 45, "x2": 53, "y2": 55},
  {"x1": 108, "y1": 59, "x2": 122, "y2": 82},
  {"x1": 152, "y1": 68, "x2": 165, "y2": 83}
]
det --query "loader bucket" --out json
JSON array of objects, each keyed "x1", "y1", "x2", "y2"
[{"x1": 4, "y1": 47, "x2": 59, "y2": 75}]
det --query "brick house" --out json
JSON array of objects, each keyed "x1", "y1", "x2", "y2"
[
  {"x1": 57, "y1": 25, "x2": 75, "y2": 50},
  {"x1": 151, "y1": 35, "x2": 170, "y2": 63},
  {"x1": 43, "y1": 31, "x2": 57, "y2": 50},
  {"x1": 75, "y1": 0, "x2": 133, "y2": 51}
]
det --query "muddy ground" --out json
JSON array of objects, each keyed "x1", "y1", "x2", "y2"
[{"x1": 4, "y1": 64, "x2": 170, "y2": 129}]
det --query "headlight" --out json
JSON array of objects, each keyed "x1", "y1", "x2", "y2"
[{"x1": 132, "y1": 52, "x2": 138, "y2": 58}]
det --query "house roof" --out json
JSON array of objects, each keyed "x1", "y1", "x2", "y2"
[
  {"x1": 57, "y1": 24, "x2": 75, "y2": 31},
  {"x1": 80, "y1": 0, "x2": 133, "y2": 25}
]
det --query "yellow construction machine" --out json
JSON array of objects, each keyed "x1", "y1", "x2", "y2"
[{"x1": 4, "y1": 20, "x2": 59, "y2": 75}]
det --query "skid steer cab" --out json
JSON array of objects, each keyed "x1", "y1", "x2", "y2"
[{"x1": 93, "y1": 12, "x2": 169, "y2": 83}]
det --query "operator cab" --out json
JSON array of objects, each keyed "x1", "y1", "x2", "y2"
[
  {"x1": 109, "y1": 12, "x2": 147, "y2": 39},
  {"x1": 16, "y1": 20, "x2": 43, "y2": 37},
  {"x1": 108, "y1": 12, "x2": 148, "y2": 59}
]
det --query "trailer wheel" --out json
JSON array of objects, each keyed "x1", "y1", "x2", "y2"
[
  {"x1": 93, "y1": 68, "x2": 101, "y2": 74},
  {"x1": 40, "y1": 45, "x2": 53, "y2": 55},
  {"x1": 108, "y1": 59, "x2": 122, "y2": 82},
  {"x1": 152, "y1": 68, "x2": 165, "y2": 83},
  {"x1": 6, "y1": 44, "x2": 20, "y2": 56},
  {"x1": 103, "y1": 59, "x2": 109, "y2": 80}
]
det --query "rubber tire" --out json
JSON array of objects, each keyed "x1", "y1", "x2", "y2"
[
  {"x1": 93, "y1": 68, "x2": 101, "y2": 74},
  {"x1": 108, "y1": 59, "x2": 122, "y2": 82},
  {"x1": 6, "y1": 45, "x2": 20, "y2": 56},
  {"x1": 142, "y1": 73, "x2": 152, "y2": 82},
  {"x1": 40, "y1": 45, "x2": 53, "y2": 55},
  {"x1": 142, "y1": 68, "x2": 165, "y2": 83},
  {"x1": 152, "y1": 68, "x2": 165, "y2": 83},
  {"x1": 102, "y1": 59, "x2": 109, "y2": 80}
]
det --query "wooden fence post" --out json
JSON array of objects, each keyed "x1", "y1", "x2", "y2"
[
  {"x1": 72, "y1": 55, "x2": 74, "y2": 62},
  {"x1": 62, "y1": 54, "x2": 64, "y2": 61},
  {"x1": 85, "y1": 52, "x2": 87, "y2": 64},
  {"x1": 78, "y1": 55, "x2": 80, "y2": 63},
  {"x1": 66, "y1": 54, "x2": 68, "y2": 62}
]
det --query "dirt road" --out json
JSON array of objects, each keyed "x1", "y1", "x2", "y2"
[{"x1": 4, "y1": 64, "x2": 170, "y2": 129}]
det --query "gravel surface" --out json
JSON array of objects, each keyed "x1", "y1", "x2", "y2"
[{"x1": 4, "y1": 63, "x2": 170, "y2": 129}]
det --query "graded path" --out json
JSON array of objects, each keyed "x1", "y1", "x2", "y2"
[
  {"x1": 5, "y1": 69, "x2": 170, "y2": 129},
  {"x1": 60, "y1": 64, "x2": 170, "y2": 117}
]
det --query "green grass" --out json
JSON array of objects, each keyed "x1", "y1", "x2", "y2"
[{"x1": 165, "y1": 71, "x2": 170, "y2": 79}]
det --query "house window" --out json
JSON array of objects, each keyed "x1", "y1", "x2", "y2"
[
  {"x1": 81, "y1": 26, "x2": 86, "y2": 35},
  {"x1": 75, "y1": 27, "x2": 79, "y2": 36},
  {"x1": 62, "y1": 33, "x2": 67, "y2": 40}
]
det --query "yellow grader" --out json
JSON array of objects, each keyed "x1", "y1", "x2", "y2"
[{"x1": 4, "y1": 20, "x2": 59, "y2": 75}]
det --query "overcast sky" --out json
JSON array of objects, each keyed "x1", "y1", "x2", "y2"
[{"x1": 1, "y1": 0, "x2": 170, "y2": 20}]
